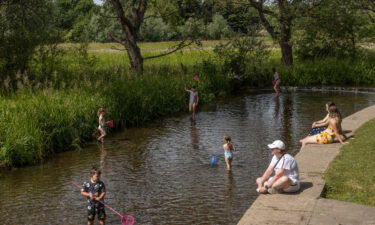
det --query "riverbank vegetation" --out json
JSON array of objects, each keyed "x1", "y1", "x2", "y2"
[
  {"x1": 1, "y1": 0, "x2": 375, "y2": 167},
  {"x1": 323, "y1": 118, "x2": 375, "y2": 207}
]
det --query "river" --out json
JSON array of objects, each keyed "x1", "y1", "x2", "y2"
[{"x1": 1, "y1": 90, "x2": 375, "y2": 225}]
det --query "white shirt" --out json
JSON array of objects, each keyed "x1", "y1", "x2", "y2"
[{"x1": 270, "y1": 153, "x2": 299, "y2": 184}]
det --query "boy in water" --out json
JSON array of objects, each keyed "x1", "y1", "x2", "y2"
[{"x1": 81, "y1": 167, "x2": 106, "y2": 225}]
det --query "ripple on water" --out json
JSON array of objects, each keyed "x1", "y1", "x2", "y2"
[{"x1": 2, "y1": 91, "x2": 375, "y2": 224}]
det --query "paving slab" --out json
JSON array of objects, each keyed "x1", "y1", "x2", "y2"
[
  {"x1": 237, "y1": 105, "x2": 375, "y2": 225},
  {"x1": 309, "y1": 198, "x2": 375, "y2": 225}
]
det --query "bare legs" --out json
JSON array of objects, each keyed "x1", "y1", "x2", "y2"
[
  {"x1": 189, "y1": 103, "x2": 197, "y2": 120},
  {"x1": 299, "y1": 135, "x2": 318, "y2": 149},
  {"x1": 97, "y1": 128, "x2": 106, "y2": 143},
  {"x1": 225, "y1": 157, "x2": 232, "y2": 170},
  {"x1": 273, "y1": 83, "x2": 280, "y2": 96},
  {"x1": 256, "y1": 176, "x2": 292, "y2": 194}
]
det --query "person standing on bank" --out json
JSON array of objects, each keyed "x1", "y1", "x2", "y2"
[{"x1": 256, "y1": 140, "x2": 300, "y2": 194}]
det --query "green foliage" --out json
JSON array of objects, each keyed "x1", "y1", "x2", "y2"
[
  {"x1": 53, "y1": 0, "x2": 98, "y2": 42},
  {"x1": 214, "y1": 35, "x2": 270, "y2": 87},
  {"x1": 323, "y1": 118, "x2": 375, "y2": 207},
  {"x1": 179, "y1": 17, "x2": 206, "y2": 40},
  {"x1": 206, "y1": 14, "x2": 233, "y2": 40},
  {"x1": 280, "y1": 53, "x2": 375, "y2": 87},
  {"x1": 140, "y1": 18, "x2": 177, "y2": 42},
  {"x1": 0, "y1": 46, "x2": 233, "y2": 167},
  {"x1": 294, "y1": 0, "x2": 365, "y2": 59},
  {"x1": 0, "y1": 0, "x2": 59, "y2": 79}
]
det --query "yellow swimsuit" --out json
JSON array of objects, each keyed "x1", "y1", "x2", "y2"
[{"x1": 316, "y1": 125, "x2": 335, "y2": 144}]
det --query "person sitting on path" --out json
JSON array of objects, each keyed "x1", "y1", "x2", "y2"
[
  {"x1": 185, "y1": 85, "x2": 199, "y2": 121},
  {"x1": 308, "y1": 101, "x2": 335, "y2": 136},
  {"x1": 256, "y1": 140, "x2": 300, "y2": 194},
  {"x1": 300, "y1": 104, "x2": 348, "y2": 149}
]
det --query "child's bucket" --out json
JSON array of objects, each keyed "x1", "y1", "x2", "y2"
[{"x1": 210, "y1": 155, "x2": 218, "y2": 166}]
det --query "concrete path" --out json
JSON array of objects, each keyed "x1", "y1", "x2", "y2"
[{"x1": 237, "y1": 105, "x2": 375, "y2": 225}]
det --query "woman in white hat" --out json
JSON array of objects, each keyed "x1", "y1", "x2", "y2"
[{"x1": 256, "y1": 140, "x2": 300, "y2": 194}]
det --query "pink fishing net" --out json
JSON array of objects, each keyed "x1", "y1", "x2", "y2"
[
  {"x1": 121, "y1": 215, "x2": 135, "y2": 225},
  {"x1": 106, "y1": 120, "x2": 114, "y2": 128}
]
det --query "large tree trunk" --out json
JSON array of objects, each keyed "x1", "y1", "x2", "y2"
[
  {"x1": 279, "y1": 41, "x2": 293, "y2": 66},
  {"x1": 124, "y1": 39, "x2": 143, "y2": 76}
]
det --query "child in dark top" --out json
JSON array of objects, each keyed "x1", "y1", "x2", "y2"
[{"x1": 81, "y1": 167, "x2": 106, "y2": 225}]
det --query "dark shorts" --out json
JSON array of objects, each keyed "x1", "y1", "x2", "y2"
[{"x1": 87, "y1": 201, "x2": 106, "y2": 221}]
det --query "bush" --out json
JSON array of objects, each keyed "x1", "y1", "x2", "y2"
[
  {"x1": 214, "y1": 35, "x2": 270, "y2": 87},
  {"x1": 206, "y1": 14, "x2": 233, "y2": 40},
  {"x1": 140, "y1": 18, "x2": 177, "y2": 42}
]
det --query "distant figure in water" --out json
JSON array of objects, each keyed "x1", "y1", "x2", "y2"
[
  {"x1": 81, "y1": 167, "x2": 106, "y2": 225},
  {"x1": 185, "y1": 85, "x2": 199, "y2": 121},
  {"x1": 97, "y1": 108, "x2": 106, "y2": 143},
  {"x1": 223, "y1": 135, "x2": 236, "y2": 171},
  {"x1": 300, "y1": 104, "x2": 348, "y2": 149},
  {"x1": 272, "y1": 68, "x2": 281, "y2": 96}
]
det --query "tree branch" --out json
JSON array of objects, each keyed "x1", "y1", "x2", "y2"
[
  {"x1": 108, "y1": 32, "x2": 125, "y2": 45},
  {"x1": 109, "y1": 0, "x2": 135, "y2": 31},
  {"x1": 248, "y1": 0, "x2": 278, "y2": 39},
  {"x1": 143, "y1": 41, "x2": 193, "y2": 60}
]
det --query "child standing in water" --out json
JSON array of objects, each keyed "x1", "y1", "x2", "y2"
[
  {"x1": 223, "y1": 135, "x2": 236, "y2": 170},
  {"x1": 185, "y1": 86, "x2": 199, "y2": 120},
  {"x1": 81, "y1": 167, "x2": 106, "y2": 225},
  {"x1": 97, "y1": 108, "x2": 106, "y2": 143},
  {"x1": 272, "y1": 68, "x2": 281, "y2": 96}
]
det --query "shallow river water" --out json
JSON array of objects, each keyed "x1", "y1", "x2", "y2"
[{"x1": 1, "y1": 90, "x2": 375, "y2": 225}]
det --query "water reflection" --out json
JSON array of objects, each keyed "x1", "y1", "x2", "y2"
[
  {"x1": 1, "y1": 90, "x2": 375, "y2": 225},
  {"x1": 273, "y1": 94, "x2": 280, "y2": 118},
  {"x1": 190, "y1": 123, "x2": 199, "y2": 150}
]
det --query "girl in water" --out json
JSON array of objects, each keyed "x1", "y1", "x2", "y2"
[
  {"x1": 97, "y1": 108, "x2": 106, "y2": 143},
  {"x1": 185, "y1": 86, "x2": 199, "y2": 121},
  {"x1": 272, "y1": 68, "x2": 281, "y2": 96},
  {"x1": 223, "y1": 135, "x2": 236, "y2": 171}
]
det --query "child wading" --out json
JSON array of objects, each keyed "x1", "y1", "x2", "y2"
[
  {"x1": 81, "y1": 167, "x2": 106, "y2": 225},
  {"x1": 185, "y1": 86, "x2": 199, "y2": 121},
  {"x1": 272, "y1": 68, "x2": 281, "y2": 96},
  {"x1": 223, "y1": 135, "x2": 236, "y2": 171},
  {"x1": 97, "y1": 108, "x2": 107, "y2": 143}
]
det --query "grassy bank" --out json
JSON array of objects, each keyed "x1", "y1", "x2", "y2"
[
  {"x1": 323, "y1": 118, "x2": 375, "y2": 207},
  {"x1": 2, "y1": 41, "x2": 375, "y2": 167},
  {"x1": 0, "y1": 60, "x2": 230, "y2": 167}
]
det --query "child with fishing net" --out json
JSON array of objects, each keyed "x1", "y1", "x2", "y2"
[{"x1": 81, "y1": 167, "x2": 106, "y2": 225}]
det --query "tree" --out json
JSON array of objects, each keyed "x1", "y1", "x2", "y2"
[
  {"x1": 0, "y1": 0, "x2": 58, "y2": 79},
  {"x1": 107, "y1": 0, "x2": 195, "y2": 76},
  {"x1": 294, "y1": 0, "x2": 368, "y2": 59},
  {"x1": 53, "y1": 0, "x2": 99, "y2": 41},
  {"x1": 248, "y1": 0, "x2": 322, "y2": 66}
]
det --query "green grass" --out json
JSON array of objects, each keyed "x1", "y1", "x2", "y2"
[
  {"x1": 2, "y1": 40, "x2": 375, "y2": 167},
  {"x1": 323, "y1": 118, "x2": 375, "y2": 206}
]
